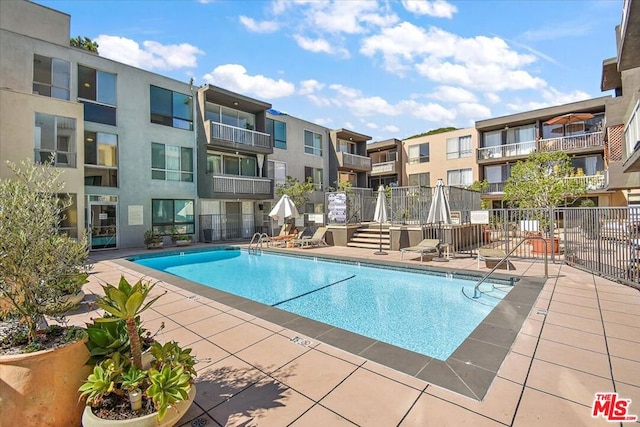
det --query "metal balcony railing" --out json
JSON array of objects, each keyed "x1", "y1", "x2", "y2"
[
  {"x1": 208, "y1": 121, "x2": 272, "y2": 150},
  {"x1": 212, "y1": 175, "x2": 272, "y2": 196},
  {"x1": 564, "y1": 172, "x2": 608, "y2": 190},
  {"x1": 371, "y1": 160, "x2": 396, "y2": 174},
  {"x1": 477, "y1": 132, "x2": 604, "y2": 160},
  {"x1": 337, "y1": 152, "x2": 372, "y2": 170}
]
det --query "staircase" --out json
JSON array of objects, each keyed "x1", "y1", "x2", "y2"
[{"x1": 347, "y1": 223, "x2": 391, "y2": 250}]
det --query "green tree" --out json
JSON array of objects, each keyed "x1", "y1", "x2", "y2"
[
  {"x1": 468, "y1": 179, "x2": 491, "y2": 209},
  {"x1": 503, "y1": 151, "x2": 587, "y2": 209},
  {"x1": 275, "y1": 176, "x2": 315, "y2": 211},
  {"x1": 0, "y1": 159, "x2": 88, "y2": 345},
  {"x1": 70, "y1": 36, "x2": 99, "y2": 53},
  {"x1": 405, "y1": 127, "x2": 458, "y2": 140}
]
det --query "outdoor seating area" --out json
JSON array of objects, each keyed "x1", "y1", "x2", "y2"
[
  {"x1": 400, "y1": 238, "x2": 440, "y2": 261},
  {"x1": 477, "y1": 247, "x2": 511, "y2": 270},
  {"x1": 293, "y1": 226, "x2": 328, "y2": 248}
]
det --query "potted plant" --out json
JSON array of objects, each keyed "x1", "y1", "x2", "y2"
[
  {"x1": 0, "y1": 159, "x2": 91, "y2": 427},
  {"x1": 169, "y1": 228, "x2": 192, "y2": 247},
  {"x1": 80, "y1": 277, "x2": 197, "y2": 426},
  {"x1": 144, "y1": 229, "x2": 163, "y2": 249}
]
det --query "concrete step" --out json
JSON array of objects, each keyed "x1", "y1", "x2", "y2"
[
  {"x1": 351, "y1": 237, "x2": 390, "y2": 244},
  {"x1": 347, "y1": 242, "x2": 391, "y2": 249},
  {"x1": 353, "y1": 232, "x2": 390, "y2": 238}
]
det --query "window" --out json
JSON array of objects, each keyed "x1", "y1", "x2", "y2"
[
  {"x1": 152, "y1": 199, "x2": 195, "y2": 235},
  {"x1": 337, "y1": 139, "x2": 356, "y2": 154},
  {"x1": 625, "y1": 101, "x2": 639, "y2": 158},
  {"x1": 408, "y1": 173, "x2": 430, "y2": 187},
  {"x1": 447, "y1": 169, "x2": 473, "y2": 187},
  {"x1": 338, "y1": 172, "x2": 356, "y2": 187},
  {"x1": 206, "y1": 102, "x2": 255, "y2": 130},
  {"x1": 304, "y1": 130, "x2": 323, "y2": 156},
  {"x1": 267, "y1": 118, "x2": 287, "y2": 149},
  {"x1": 408, "y1": 143, "x2": 429, "y2": 164},
  {"x1": 33, "y1": 54, "x2": 70, "y2": 100},
  {"x1": 150, "y1": 86, "x2": 193, "y2": 130},
  {"x1": 446, "y1": 135, "x2": 472, "y2": 159},
  {"x1": 59, "y1": 194, "x2": 78, "y2": 239},
  {"x1": 151, "y1": 143, "x2": 193, "y2": 182},
  {"x1": 78, "y1": 65, "x2": 117, "y2": 125},
  {"x1": 85, "y1": 131, "x2": 118, "y2": 187},
  {"x1": 34, "y1": 113, "x2": 76, "y2": 167},
  {"x1": 267, "y1": 160, "x2": 287, "y2": 187},
  {"x1": 305, "y1": 167, "x2": 323, "y2": 190},
  {"x1": 206, "y1": 152, "x2": 257, "y2": 177}
]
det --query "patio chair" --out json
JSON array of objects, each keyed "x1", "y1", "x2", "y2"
[
  {"x1": 294, "y1": 226, "x2": 328, "y2": 248},
  {"x1": 400, "y1": 239, "x2": 440, "y2": 262},
  {"x1": 477, "y1": 248, "x2": 512, "y2": 270}
]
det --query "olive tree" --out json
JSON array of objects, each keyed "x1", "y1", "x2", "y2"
[
  {"x1": 0, "y1": 159, "x2": 88, "y2": 347},
  {"x1": 275, "y1": 176, "x2": 315, "y2": 211},
  {"x1": 503, "y1": 151, "x2": 586, "y2": 209}
]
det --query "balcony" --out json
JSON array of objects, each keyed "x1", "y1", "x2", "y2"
[
  {"x1": 370, "y1": 160, "x2": 397, "y2": 176},
  {"x1": 336, "y1": 152, "x2": 371, "y2": 172},
  {"x1": 477, "y1": 132, "x2": 604, "y2": 163},
  {"x1": 483, "y1": 182, "x2": 505, "y2": 194},
  {"x1": 211, "y1": 175, "x2": 273, "y2": 199},
  {"x1": 563, "y1": 172, "x2": 608, "y2": 191},
  {"x1": 206, "y1": 121, "x2": 272, "y2": 154}
]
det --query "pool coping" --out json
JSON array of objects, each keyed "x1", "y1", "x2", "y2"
[{"x1": 116, "y1": 247, "x2": 546, "y2": 401}]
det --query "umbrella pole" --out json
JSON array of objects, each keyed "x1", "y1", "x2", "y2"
[{"x1": 374, "y1": 216, "x2": 387, "y2": 255}]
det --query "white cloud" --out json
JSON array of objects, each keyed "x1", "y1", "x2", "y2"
[
  {"x1": 298, "y1": 79, "x2": 324, "y2": 95},
  {"x1": 506, "y1": 87, "x2": 592, "y2": 113},
  {"x1": 95, "y1": 35, "x2": 203, "y2": 71},
  {"x1": 307, "y1": 94, "x2": 333, "y2": 107},
  {"x1": 384, "y1": 125, "x2": 400, "y2": 133},
  {"x1": 308, "y1": 1, "x2": 388, "y2": 35},
  {"x1": 293, "y1": 35, "x2": 350, "y2": 57},
  {"x1": 351, "y1": 96, "x2": 397, "y2": 117},
  {"x1": 398, "y1": 100, "x2": 456, "y2": 123},
  {"x1": 329, "y1": 84, "x2": 362, "y2": 99},
  {"x1": 365, "y1": 122, "x2": 379, "y2": 129},
  {"x1": 202, "y1": 64, "x2": 295, "y2": 99},
  {"x1": 314, "y1": 117, "x2": 333, "y2": 126},
  {"x1": 401, "y1": 0, "x2": 457, "y2": 18},
  {"x1": 485, "y1": 93, "x2": 501, "y2": 104},
  {"x1": 429, "y1": 86, "x2": 477, "y2": 103},
  {"x1": 239, "y1": 16, "x2": 279, "y2": 33},
  {"x1": 456, "y1": 102, "x2": 491, "y2": 120},
  {"x1": 521, "y1": 22, "x2": 592, "y2": 42}
]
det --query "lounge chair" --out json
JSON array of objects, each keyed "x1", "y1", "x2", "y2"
[
  {"x1": 262, "y1": 224, "x2": 293, "y2": 246},
  {"x1": 294, "y1": 227, "x2": 328, "y2": 248},
  {"x1": 477, "y1": 248, "x2": 511, "y2": 270},
  {"x1": 400, "y1": 239, "x2": 440, "y2": 261}
]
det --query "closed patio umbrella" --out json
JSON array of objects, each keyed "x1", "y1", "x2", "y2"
[
  {"x1": 427, "y1": 179, "x2": 451, "y2": 261},
  {"x1": 373, "y1": 185, "x2": 388, "y2": 255},
  {"x1": 269, "y1": 194, "x2": 299, "y2": 230}
]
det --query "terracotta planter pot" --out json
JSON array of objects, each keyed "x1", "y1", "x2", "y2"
[
  {"x1": 82, "y1": 384, "x2": 196, "y2": 427},
  {"x1": 0, "y1": 338, "x2": 91, "y2": 427},
  {"x1": 530, "y1": 237, "x2": 560, "y2": 254}
]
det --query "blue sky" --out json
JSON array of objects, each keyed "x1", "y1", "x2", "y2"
[{"x1": 39, "y1": 0, "x2": 622, "y2": 140}]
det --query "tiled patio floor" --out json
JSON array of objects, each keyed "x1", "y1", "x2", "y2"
[{"x1": 69, "y1": 244, "x2": 640, "y2": 426}]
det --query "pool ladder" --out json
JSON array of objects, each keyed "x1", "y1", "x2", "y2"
[{"x1": 248, "y1": 232, "x2": 269, "y2": 254}]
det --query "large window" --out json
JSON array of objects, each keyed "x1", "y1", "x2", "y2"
[
  {"x1": 33, "y1": 54, "x2": 70, "y2": 100},
  {"x1": 85, "y1": 131, "x2": 118, "y2": 187},
  {"x1": 446, "y1": 135, "x2": 472, "y2": 159},
  {"x1": 206, "y1": 102, "x2": 255, "y2": 130},
  {"x1": 571, "y1": 155, "x2": 604, "y2": 176},
  {"x1": 206, "y1": 153, "x2": 257, "y2": 177},
  {"x1": 150, "y1": 85, "x2": 193, "y2": 130},
  {"x1": 267, "y1": 118, "x2": 287, "y2": 149},
  {"x1": 408, "y1": 172, "x2": 430, "y2": 187},
  {"x1": 151, "y1": 143, "x2": 193, "y2": 182},
  {"x1": 337, "y1": 139, "x2": 356, "y2": 154},
  {"x1": 304, "y1": 130, "x2": 323, "y2": 156},
  {"x1": 447, "y1": 168, "x2": 473, "y2": 187},
  {"x1": 152, "y1": 199, "x2": 194, "y2": 235},
  {"x1": 78, "y1": 65, "x2": 117, "y2": 126},
  {"x1": 625, "y1": 101, "x2": 639, "y2": 158},
  {"x1": 59, "y1": 193, "x2": 78, "y2": 239},
  {"x1": 305, "y1": 167, "x2": 323, "y2": 190},
  {"x1": 267, "y1": 160, "x2": 287, "y2": 187},
  {"x1": 34, "y1": 113, "x2": 76, "y2": 167},
  {"x1": 408, "y1": 143, "x2": 429, "y2": 164}
]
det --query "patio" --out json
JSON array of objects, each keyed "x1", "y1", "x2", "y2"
[{"x1": 70, "y1": 244, "x2": 640, "y2": 426}]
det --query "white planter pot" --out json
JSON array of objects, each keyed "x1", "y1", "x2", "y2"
[{"x1": 82, "y1": 384, "x2": 196, "y2": 427}]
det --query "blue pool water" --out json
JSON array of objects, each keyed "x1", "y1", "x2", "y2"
[{"x1": 133, "y1": 248, "x2": 511, "y2": 360}]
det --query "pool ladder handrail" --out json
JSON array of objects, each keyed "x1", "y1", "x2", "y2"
[
  {"x1": 473, "y1": 237, "x2": 548, "y2": 298},
  {"x1": 248, "y1": 232, "x2": 269, "y2": 254}
]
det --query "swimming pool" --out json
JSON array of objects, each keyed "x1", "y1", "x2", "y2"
[{"x1": 133, "y1": 248, "x2": 512, "y2": 361}]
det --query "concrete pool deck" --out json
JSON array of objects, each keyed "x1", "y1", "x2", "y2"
[{"x1": 70, "y1": 244, "x2": 640, "y2": 426}]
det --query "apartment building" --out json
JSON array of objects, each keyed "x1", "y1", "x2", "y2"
[
  {"x1": 402, "y1": 128, "x2": 479, "y2": 188},
  {"x1": 367, "y1": 138, "x2": 403, "y2": 190},
  {"x1": 265, "y1": 109, "x2": 330, "y2": 226},
  {"x1": 601, "y1": 0, "x2": 640, "y2": 207},
  {"x1": 474, "y1": 98, "x2": 616, "y2": 208},
  {"x1": 0, "y1": 0, "x2": 197, "y2": 250},
  {"x1": 329, "y1": 129, "x2": 372, "y2": 189}
]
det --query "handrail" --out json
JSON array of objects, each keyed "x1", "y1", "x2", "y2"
[
  {"x1": 473, "y1": 237, "x2": 549, "y2": 298},
  {"x1": 248, "y1": 232, "x2": 269, "y2": 253}
]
